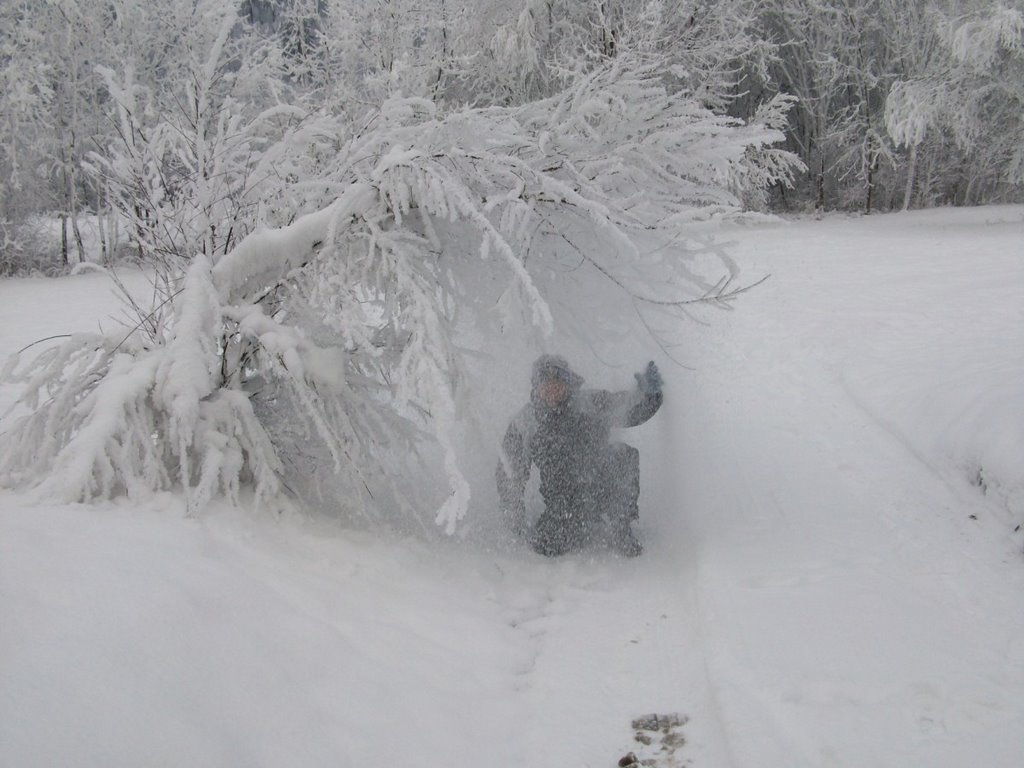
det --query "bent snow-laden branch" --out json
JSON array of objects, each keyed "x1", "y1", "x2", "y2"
[
  {"x1": 211, "y1": 183, "x2": 377, "y2": 304},
  {"x1": 0, "y1": 57, "x2": 798, "y2": 528}
]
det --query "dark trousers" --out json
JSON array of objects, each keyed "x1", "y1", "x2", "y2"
[{"x1": 532, "y1": 443, "x2": 640, "y2": 556}]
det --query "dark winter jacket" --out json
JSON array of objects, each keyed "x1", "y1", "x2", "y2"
[{"x1": 496, "y1": 355, "x2": 662, "y2": 533}]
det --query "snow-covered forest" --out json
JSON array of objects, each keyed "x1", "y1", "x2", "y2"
[{"x1": 2, "y1": 0, "x2": 1023, "y2": 272}]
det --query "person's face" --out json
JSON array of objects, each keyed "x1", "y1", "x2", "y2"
[{"x1": 538, "y1": 376, "x2": 568, "y2": 407}]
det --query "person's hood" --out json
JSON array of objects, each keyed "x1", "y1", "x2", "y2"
[{"x1": 530, "y1": 354, "x2": 584, "y2": 412}]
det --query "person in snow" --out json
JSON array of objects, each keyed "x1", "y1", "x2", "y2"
[{"x1": 496, "y1": 354, "x2": 663, "y2": 557}]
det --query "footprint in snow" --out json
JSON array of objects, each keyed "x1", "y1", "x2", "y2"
[{"x1": 618, "y1": 713, "x2": 690, "y2": 767}]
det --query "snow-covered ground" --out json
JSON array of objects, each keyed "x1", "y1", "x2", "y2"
[{"x1": 2, "y1": 206, "x2": 1023, "y2": 767}]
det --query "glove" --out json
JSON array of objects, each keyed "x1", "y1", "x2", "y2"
[{"x1": 635, "y1": 360, "x2": 662, "y2": 395}]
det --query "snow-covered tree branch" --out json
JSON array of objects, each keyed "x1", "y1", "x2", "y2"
[{"x1": 1, "y1": 54, "x2": 799, "y2": 527}]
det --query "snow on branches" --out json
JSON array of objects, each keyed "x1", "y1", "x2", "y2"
[
  {"x1": 0, "y1": 55, "x2": 797, "y2": 528},
  {"x1": 885, "y1": 3, "x2": 1024, "y2": 201}
]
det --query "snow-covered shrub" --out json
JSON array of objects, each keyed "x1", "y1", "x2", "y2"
[
  {"x1": 82, "y1": 0, "x2": 329, "y2": 270},
  {"x1": 0, "y1": 56, "x2": 799, "y2": 529},
  {"x1": 0, "y1": 217, "x2": 66, "y2": 276}
]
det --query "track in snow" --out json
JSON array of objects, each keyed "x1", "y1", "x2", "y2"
[{"x1": 3, "y1": 208, "x2": 1024, "y2": 767}]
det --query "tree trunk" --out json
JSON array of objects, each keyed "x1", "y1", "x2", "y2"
[
  {"x1": 865, "y1": 143, "x2": 880, "y2": 214},
  {"x1": 61, "y1": 154, "x2": 81, "y2": 265},
  {"x1": 71, "y1": 209, "x2": 84, "y2": 263},
  {"x1": 432, "y1": 0, "x2": 448, "y2": 101},
  {"x1": 69, "y1": 154, "x2": 85, "y2": 264},
  {"x1": 96, "y1": 179, "x2": 109, "y2": 263},
  {"x1": 902, "y1": 144, "x2": 917, "y2": 212},
  {"x1": 60, "y1": 212, "x2": 69, "y2": 265},
  {"x1": 816, "y1": 154, "x2": 826, "y2": 210}
]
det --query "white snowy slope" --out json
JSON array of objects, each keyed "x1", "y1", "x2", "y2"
[
  {"x1": 676, "y1": 206, "x2": 1024, "y2": 767},
  {"x1": 2, "y1": 207, "x2": 1023, "y2": 768}
]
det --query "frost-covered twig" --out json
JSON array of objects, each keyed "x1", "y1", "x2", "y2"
[
  {"x1": 15, "y1": 335, "x2": 73, "y2": 355},
  {"x1": 636, "y1": 273, "x2": 772, "y2": 309}
]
